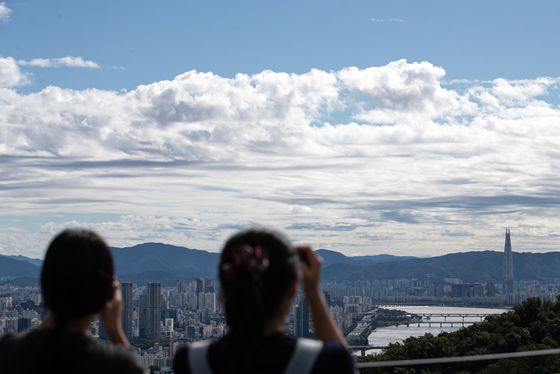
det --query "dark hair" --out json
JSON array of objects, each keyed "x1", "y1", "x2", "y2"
[
  {"x1": 219, "y1": 227, "x2": 298, "y2": 371},
  {"x1": 41, "y1": 229, "x2": 114, "y2": 325}
]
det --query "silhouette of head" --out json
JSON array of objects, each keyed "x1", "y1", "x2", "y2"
[
  {"x1": 41, "y1": 229, "x2": 114, "y2": 324},
  {"x1": 219, "y1": 227, "x2": 298, "y2": 339}
]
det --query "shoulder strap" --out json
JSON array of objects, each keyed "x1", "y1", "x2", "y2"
[
  {"x1": 284, "y1": 338, "x2": 324, "y2": 374},
  {"x1": 188, "y1": 340, "x2": 212, "y2": 374}
]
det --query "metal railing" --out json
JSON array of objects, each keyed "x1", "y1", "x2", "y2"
[
  {"x1": 354, "y1": 348, "x2": 560, "y2": 369},
  {"x1": 349, "y1": 345, "x2": 388, "y2": 357}
]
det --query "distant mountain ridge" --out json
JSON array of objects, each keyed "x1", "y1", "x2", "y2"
[
  {"x1": 315, "y1": 249, "x2": 416, "y2": 266},
  {"x1": 112, "y1": 242, "x2": 219, "y2": 282},
  {"x1": 321, "y1": 250, "x2": 560, "y2": 283},
  {"x1": 0, "y1": 256, "x2": 41, "y2": 280},
  {"x1": 5, "y1": 255, "x2": 43, "y2": 267},
  {"x1": 1, "y1": 244, "x2": 560, "y2": 284}
]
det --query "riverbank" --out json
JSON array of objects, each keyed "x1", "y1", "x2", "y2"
[
  {"x1": 346, "y1": 307, "x2": 419, "y2": 346},
  {"x1": 365, "y1": 305, "x2": 509, "y2": 354}
]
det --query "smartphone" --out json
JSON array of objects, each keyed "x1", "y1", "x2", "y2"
[{"x1": 298, "y1": 251, "x2": 310, "y2": 266}]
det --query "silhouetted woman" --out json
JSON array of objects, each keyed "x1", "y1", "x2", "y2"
[
  {"x1": 0, "y1": 229, "x2": 143, "y2": 374},
  {"x1": 173, "y1": 228, "x2": 355, "y2": 374}
]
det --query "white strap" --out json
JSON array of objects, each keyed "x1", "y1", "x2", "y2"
[
  {"x1": 189, "y1": 340, "x2": 212, "y2": 374},
  {"x1": 284, "y1": 338, "x2": 323, "y2": 374}
]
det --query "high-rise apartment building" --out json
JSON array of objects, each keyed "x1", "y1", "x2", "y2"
[
  {"x1": 196, "y1": 278, "x2": 205, "y2": 294},
  {"x1": 198, "y1": 292, "x2": 216, "y2": 313},
  {"x1": 146, "y1": 283, "x2": 161, "y2": 339},
  {"x1": 295, "y1": 298, "x2": 311, "y2": 338},
  {"x1": 139, "y1": 294, "x2": 148, "y2": 338},
  {"x1": 503, "y1": 229, "x2": 514, "y2": 295},
  {"x1": 121, "y1": 282, "x2": 133, "y2": 339}
]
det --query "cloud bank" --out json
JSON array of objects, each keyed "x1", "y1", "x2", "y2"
[{"x1": 1, "y1": 59, "x2": 559, "y2": 257}]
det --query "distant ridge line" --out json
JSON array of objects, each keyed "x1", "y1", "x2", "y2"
[{"x1": 1, "y1": 245, "x2": 560, "y2": 284}]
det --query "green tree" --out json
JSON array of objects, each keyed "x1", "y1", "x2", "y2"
[{"x1": 359, "y1": 298, "x2": 560, "y2": 374}]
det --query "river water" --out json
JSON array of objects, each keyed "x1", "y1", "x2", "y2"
[{"x1": 366, "y1": 305, "x2": 509, "y2": 354}]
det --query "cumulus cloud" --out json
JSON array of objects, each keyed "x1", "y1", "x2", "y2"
[
  {"x1": 469, "y1": 77, "x2": 559, "y2": 109},
  {"x1": 17, "y1": 56, "x2": 100, "y2": 69},
  {"x1": 0, "y1": 57, "x2": 29, "y2": 88},
  {"x1": 338, "y1": 60, "x2": 476, "y2": 125},
  {"x1": 1, "y1": 59, "x2": 560, "y2": 256},
  {"x1": 1, "y1": 59, "x2": 483, "y2": 160},
  {"x1": 0, "y1": 2, "x2": 11, "y2": 22}
]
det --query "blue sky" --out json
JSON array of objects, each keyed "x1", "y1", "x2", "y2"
[
  {"x1": 1, "y1": 1, "x2": 560, "y2": 258},
  {"x1": 3, "y1": 0, "x2": 560, "y2": 92}
]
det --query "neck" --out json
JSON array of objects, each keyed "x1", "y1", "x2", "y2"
[
  {"x1": 63, "y1": 317, "x2": 93, "y2": 334},
  {"x1": 262, "y1": 315, "x2": 285, "y2": 336}
]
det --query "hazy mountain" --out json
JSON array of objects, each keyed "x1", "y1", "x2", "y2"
[
  {"x1": 316, "y1": 249, "x2": 415, "y2": 267},
  {"x1": 2, "y1": 245, "x2": 560, "y2": 284},
  {"x1": 0, "y1": 243, "x2": 220, "y2": 284},
  {"x1": 6, "y1": 255, "x2": 43, "y2": 267},
  {"x1": 112, "y1": 242, "x2": 219, "y2": 281},
  {"x1": 0, "y1": 255, "x2": 40, "y2": 280},
  {"x1": 321, "y1": 251, "x2": 560, "y2": 283}
]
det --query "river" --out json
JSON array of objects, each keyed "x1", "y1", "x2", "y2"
[{"x1": 366, "y1": 305, "x2": 509, "y2": 354}]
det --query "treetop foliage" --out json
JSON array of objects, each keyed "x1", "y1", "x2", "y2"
[{"x1": 360, "y1": 297, "x2": 560, "y2": 374}]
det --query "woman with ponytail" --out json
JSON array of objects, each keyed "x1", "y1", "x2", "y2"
[{"x1": 173, "y1": 228, "x2": 355, "y2": 374}]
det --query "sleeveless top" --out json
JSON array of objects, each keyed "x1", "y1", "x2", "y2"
[
  {"x1": 189, "y1": 338, "x2": 322, "y2": 374},
  {"x1": 173, "y1": 333, "x2": 355, "y2": 374}
]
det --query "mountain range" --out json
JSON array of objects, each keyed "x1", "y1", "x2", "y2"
[
  {"x1": 321, "y1": 250, "x2": 560, "y2": 283},
  {"x1": 1, "y1": 243, "x2": 559, "y2": 285}
]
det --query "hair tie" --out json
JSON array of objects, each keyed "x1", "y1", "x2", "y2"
[{"x1": 220, "y1": 244, "x2": 269, "y2": 287}]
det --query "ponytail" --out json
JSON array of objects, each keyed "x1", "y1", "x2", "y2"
[{"x1": 219, "y1": 228, "x2": 298, "y2": 373}]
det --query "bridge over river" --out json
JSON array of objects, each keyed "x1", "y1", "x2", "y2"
[
  {"x1": 394, "y1": 312, "x2": 503, "y2": 328},
  {"x1": 348, "y1": 310, "x2": 504, "y2": 355}
]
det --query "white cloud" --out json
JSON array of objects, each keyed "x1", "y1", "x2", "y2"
[
  {"x1": 467, "y1": 77, "x2": 560, "y2": 113},
  {"x1": 338, "y1": 60, "x2": 477, "y2": 125},
  {"x1": 1, "y1": 59, "x2": 560, "y2": 256},
  {"x1": 289, "y1": 205, "x2": 313, "y2": 214},
  {"x1": 370, "y1": 18, "x2": 406, "y2": 23},
  {"x1": 490, "y1": 77, "x2": 557, "y2": 103},
  {"x1": 0, "y1": 2, "x2": 11, "y2": 22},
  {"x1": 18, "y1": 56, "x2": 100, "y2": 69},
  {"x1": 0, "y1": 57, "x2": 30, "y2": 88}
]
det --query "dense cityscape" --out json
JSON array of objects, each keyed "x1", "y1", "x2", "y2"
[{"x1": 2, "y1": 231, "x2": 560, "y2": 373}]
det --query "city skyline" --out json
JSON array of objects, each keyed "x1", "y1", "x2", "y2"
[{"x1": 1, "y1": 1, "x2": 560, "y2": 258}]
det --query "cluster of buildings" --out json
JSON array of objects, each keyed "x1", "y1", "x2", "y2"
[
  {"x1": 321, "y1": 278, "x2": 560, "y2": 307},
  {"x1": 322, "y1": 230, "x2": 560, "y2": 306},
  {"x1": 1, "y1": 230, "x2": 559, "y2": 372},
  {"x1": 0, "y1": 278, "x2": 362, "y2": 373},
  {"x1": 0, "y1": 286, "x2": 42, "y2": 335}
]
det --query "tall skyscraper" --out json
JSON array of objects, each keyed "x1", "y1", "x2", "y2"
[
  {"x1": 295, "y1": 298, "x2": 311, "y2": 338},
  {"x1": 502, "y1": 229, "x2": 514, "y2": 295},
  {"x1": 139, "y1": 294, "x2": 148, "y2": 338},
  {"x1": 147, "y1": 283, "x2": 161, "y2": 339},
  {"x1": 196, "y1": 278, "x2": 205, "y2": 294},
  {"x1": 121, "y1": 282, "x2": 133, "y2": 339}
]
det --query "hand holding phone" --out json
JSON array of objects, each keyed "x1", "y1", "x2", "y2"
[
  {"x1": 298, "y1": 250, "x2": 310, "y2": 266},
  {"x1": 295, "y1": 246, "x2": 321, "y2": 293}
]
